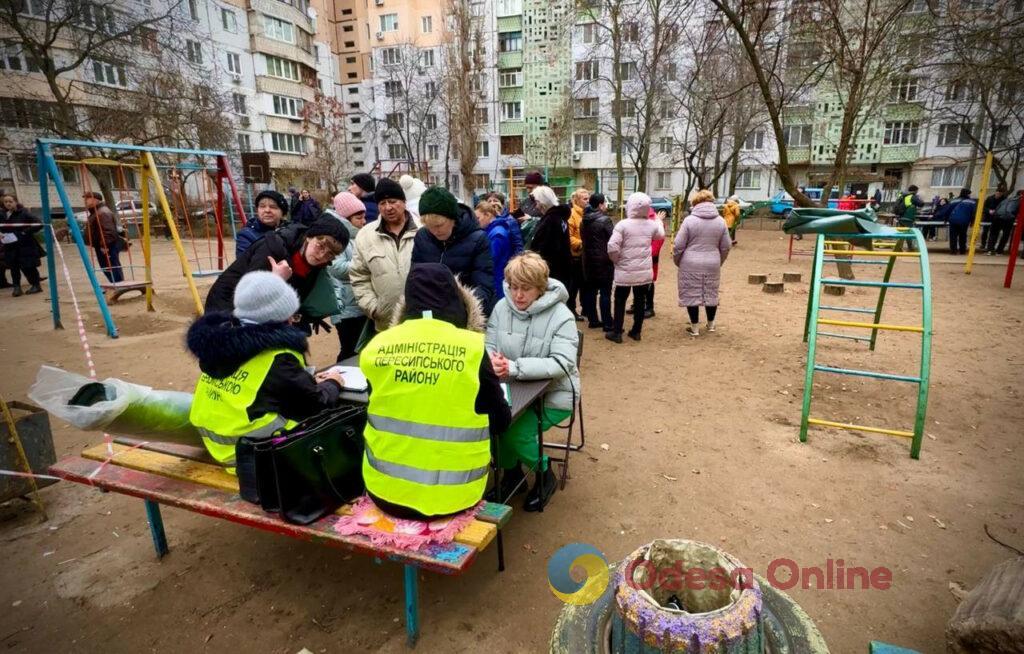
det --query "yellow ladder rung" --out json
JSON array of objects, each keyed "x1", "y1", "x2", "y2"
[
  {"x1": 817, "y1": 319, "x2": 923, "y2": 333},
  {"x1": 807, "y1": 418, "x2": 914, "y2": 439},
  {"x1": 821, "y1": 249, "x2": 919, "y2": 257}
]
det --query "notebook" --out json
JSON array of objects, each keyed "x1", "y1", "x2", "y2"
[{"x1": 325, "y1": 365, "x2": 369, "y2": 392}]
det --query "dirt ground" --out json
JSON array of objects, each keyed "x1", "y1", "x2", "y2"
[{"x1": 0, "y1": 229, "x2": 1021, "y2": 653}]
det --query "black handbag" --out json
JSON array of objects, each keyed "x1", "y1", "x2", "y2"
[{"x1": 236, "y1": 404, "x2": 367, "y2": 525}]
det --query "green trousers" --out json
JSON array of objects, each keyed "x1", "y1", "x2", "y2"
[{"x1": 498, "y1": 407, "x2": 572, "y2": 471}]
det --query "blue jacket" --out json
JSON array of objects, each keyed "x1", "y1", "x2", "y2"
[
  {"x1": 411, "y1": 203, "x2": 495, "y2": 313},
  {"x1": 235, "y1": 218, "x2": 279, "y2": 257},
  {"x1": 949, "y1": 198, "x2": 977, "y2": 227},
  {"x1": 496, "y1": 210, "x2": 523, "y2": 255},
  {"x1": 291, "y1": 198, "x2": 322, "y2": 226},
  {"x1": 484, "y1": 220, "x2": 512, "y2": 301},
  {"x1": 363, "y1": 197, "x2": 379, "y2": 224}
]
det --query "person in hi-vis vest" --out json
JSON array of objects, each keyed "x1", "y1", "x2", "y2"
[
  {"x1": 359, "y1": 263, "x2": 512, "y2": 520},
  {"x1": 187, "y1": 271, "x2": 345, "y2": 471}
]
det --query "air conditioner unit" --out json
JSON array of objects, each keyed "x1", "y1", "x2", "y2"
[
  {"x1": 375, "y1": 31, "x2": 384, "y2": 40},
  {"x1": 230, "y1": 73, "x2": 242, "y2": 84},
  {"x1": 240, "y1": 117, "x2": 250, "y2": 127},
  {"x1": 572, "y1": 152, "x2": 581, "y2": 161},
  {"x1": 374, "y1": 0, "x2": 384, "y2": 5}
]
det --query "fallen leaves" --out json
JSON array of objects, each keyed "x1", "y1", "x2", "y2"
[{"x1": 600, "y1": 443, "x2": 610, "y2": 451}]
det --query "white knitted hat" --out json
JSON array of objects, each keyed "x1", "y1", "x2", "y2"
[{"x1": 233, "y1": 271, "x2": 300, "y2": 324}]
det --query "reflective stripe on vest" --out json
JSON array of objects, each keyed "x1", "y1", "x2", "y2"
[
  {"x1": 189, "y1": 348, "x2": 302, "y2": 470},
  {"x1": 359, "y1": 318, "x2": 489, "y2": 516}
]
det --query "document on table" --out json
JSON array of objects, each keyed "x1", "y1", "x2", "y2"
[{"x1": 324, "y1": 365, "x2": 369, "y2": 392}]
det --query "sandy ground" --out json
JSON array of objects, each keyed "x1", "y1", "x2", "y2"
[{"x1": 0, "y1": 228, "x2": 1021, "y2": 654}]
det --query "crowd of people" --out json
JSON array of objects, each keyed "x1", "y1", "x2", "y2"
[
  {"x1": 186, "y1": 171, "x2": 734, "y2": 519},
  {"x1": 896, "y1": 184, "x2": 1022, "y2": 255}
]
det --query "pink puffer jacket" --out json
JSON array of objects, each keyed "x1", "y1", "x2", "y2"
[{"x1": 607, "y1": 193, "x2": 666, "y2": 287}]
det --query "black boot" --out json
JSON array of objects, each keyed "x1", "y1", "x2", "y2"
[
  {"x1": 524, "y1": 467, "x2": 557, "y2": 512},
  {"x1": 486, "y1": 466, "x2": 527, "y2": 503},
  {"x1": 605, "y1": 331, "x2": 623, "y2": 344},
  {"x1": 26, "y1": 284, "x2": 42, "y2": 294},
  {"x1": 12, "y1": 284, "x2": 23, "y2": 297}
]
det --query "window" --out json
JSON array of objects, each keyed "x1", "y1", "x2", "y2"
[
  {"x1": 575, "y1": 97, "x2": 598, "y2": 118},
  {"x1": 0, "y1": 97, "x2": 58, "y2": 130},
  {"x1": 425, "y1": 113, "x2": 438, "y2": 129},
  {"x1": 265, "y1": 16, "x2": 295, "y2": 43},
  {"x1": 421, "y1": 15, "x2": 433, "y2": 33},
  {"x1": 386, "y1": 112, "x2": 404, "y2": 129},
  {"x1": 470, "y1": 73, "x2": 486, "y2": 94},
  {"x1": 890, "y1": 77, "x2": 920, "y2": 102},
  {"x1": 19, "y1": 0, "x2": 47, "y2": 17},
  {"x1": 427, "y1": 144, "x2": 440, "y2": 159},
  {"x1": 613, "y1": 99, "x2": 636, "y2": 118},
  {"x1": 660, "y1": 100, "x2": 672, "y2": 119},
  {"x1": 499, "y1": 68, "x2": 522, "y2": 87},
  {"x1": 188, "y1": 0, "x2": 198, "y2": 20},
  {"x1": 232, "y1": 93, "x2": 246, "y2": 115},
  {"x1": 272, "y1": 95, "x2": 303, "y2": 117},
  {"x1": 137, "y1": 27, "x2": 158, "y2": 53},
  {"x1": 387, "y1": 143, "x2": 408, "y2": 159},
  {"x1": 656, "y1": 172, "x2": 672, "y2": 190},
  {"x1": 664, "y1": 63, "x2": 678, "y2": 81},
  {"x1": 237, "y1": 133, "x2": 251, "y2": 152},
  {"x1": 496, "y1": 0, "x2": 522, "y2": 15},
  {"x1": 944, "y1": 80, "x2": 966, "y2": 102},
  {"x1": 576, "y1": 60, "x2": 598, "y2": 81},
  {"x1": 580, "y1": 23, "x2": 597, "y2": 44},
  {"x1": 425, "y1": 81, "x2": 438, "y2": 98},
  {"x1": 937, "y1": 123, "x2": 972, "y2": 146},
  {"x1": 501, "y1": 135, "x2": 524, "y2": 155},
  {"x1": 613, "y1": 135, "x2": 636, "y2": 152},
  {"x1": 384, "y1": 80, "x2": 403, "y2": 97},
  {"x1": 931, "y1": 165, "x2": 966, "y2": 187},
  {"x1": 992, "y1": 124, "x2": 1009, "y2": 147},
  {"x1": 883, "y1": 121, "x2": 919, "y2": 145},
  {"x1": 78, "y1": 1, "x2": 117, "y2": 32},
  {"x1": 501, "y1": 101, "x2": 522, "y2": 121},
  {"x1": 477, "y1": 141, "x2": 490, "y2": 157},
  {"x1": 783, "y1": 124, "x2": 812, "y2": 147},
  {"x1": 907, "y1": 0, "x2": 927, "y2": 11},
  {"x1": 616, "y1": 62, "x2": 637, "y2": 81},
  {"x1": 381, "y1": 47, "x2": 401, "y2": 65},
  {"x1": 15, "y1": 156, "x2": 38, "y2": 183},
  {"x1": 221, "y1": 8, "x2": 237, "y2": 32},
  {"x1": 735, "y1": 169, "x2": 761, "y2": 189},
  {"x1": 474, "y1": 106, "x2": 488, "y2": 123},
  {"x1": 380, "y1": 13, "x2": 398, "y2": 32},
  {"x1": 623, "y1": 21, "x2": 639, "y2": 42},
  {"x1": 92, "y1": 59, "x2": 127, "y2": 87},
  {"x1": 574, "y1": 133, "x2": 597, "y2": 152},
  {"x1": 347, "y1": 87, "x2": 358, "y2": 95},
  {"x1": 266, "y1": 56, "x2": 299, "y2": 81},
  {"x1": 226, "y1": 52, "x2": 241, "y2": 75},
  {"x1": 658, "y1": 137, "x2": 672, "y2": 155},
  {"x1": 271, "y1": 133, "x2": 306, "y2": 154},
  {"x1": 420, "y1": 49, "x2": 435, "y2": 67},
  {"x1": 186, "y1": 40, "x2": 202, "y2": 64},
  {"x1": 498, "y1": 31, "x2": 522, "y2": 52},
  {"x1": 345, "y1": 56, "x2": 356, "y2": 63},
  {"x1": 742, "y1": 130, "x2": 765, "y2": 150}
]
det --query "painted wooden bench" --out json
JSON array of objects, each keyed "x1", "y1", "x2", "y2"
[{"x1": 49, "y1": 437, "x2": 512, "y2": 647}]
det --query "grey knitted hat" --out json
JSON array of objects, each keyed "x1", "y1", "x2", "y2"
[{"x1": 233, "y1": 271, "x2": 300, "y2": 324}]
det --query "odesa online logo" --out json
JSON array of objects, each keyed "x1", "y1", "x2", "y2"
[{"x1": 547, "y1": 543, "x2": 609, "y2": 605}]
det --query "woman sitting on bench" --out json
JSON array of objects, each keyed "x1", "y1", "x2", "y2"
[
  {"x1": 485, "y1": 252, "x2": 580, "y2": 512},
  {"x1": 187, "y1": 271, "x2": 345, "y2": 471}
]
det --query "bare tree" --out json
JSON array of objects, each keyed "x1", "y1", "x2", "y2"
[
  {"x1": 440, "y1": 0, "x2": 485, "y2": 198},
  {"x1": 302, "y1": 92, "x2": 356, "y2": 191}
]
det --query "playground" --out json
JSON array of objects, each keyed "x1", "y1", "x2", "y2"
[{"x1": 1, "y1": 222, "x2": 1021, "y2": 651}]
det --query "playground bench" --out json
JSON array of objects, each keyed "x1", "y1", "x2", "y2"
[{"x1": 49, "y1": 437, "x2": 512, "y2": 647}]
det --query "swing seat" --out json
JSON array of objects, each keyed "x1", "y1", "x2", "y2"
[
  {"x1": 190, "y1": 270, "x2": 225, "y2": 278},
  {"x1": 100, "y1": 280, "x2": 151, "y2": 303}
]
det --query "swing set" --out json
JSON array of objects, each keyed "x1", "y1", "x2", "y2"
[{"x1": 35, "y1": 138, "x2": 249, "y2": 338}]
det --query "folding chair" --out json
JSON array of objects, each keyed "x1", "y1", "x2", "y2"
[{"x1": 543, "y1": 329, "x2": 586, "y2": 489}]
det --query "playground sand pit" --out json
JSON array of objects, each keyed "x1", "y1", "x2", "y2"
[{"x1": 0, "y1": 230, "x2": 1021, "y2": 653}]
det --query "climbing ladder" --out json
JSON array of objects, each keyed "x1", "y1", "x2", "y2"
[{"x1": 799, "y1": 229, "x2": 933, "y2": 458}]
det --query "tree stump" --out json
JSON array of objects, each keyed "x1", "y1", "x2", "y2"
[
  {"x1": 783, "y1": 272, "x2": 802, "y2": 283},
  {"x1": 947, "y1": 557, "x2": 1024, "y2": 653},
  {"x1": 762, "y1": 282, "x2": 785, "y2": 294},
  {"x1": 823, "y1": 285, "x2": 846, "y2": 296},
  {"x1": 748, "y1": 274, "x2": 768, "y2": 285}
]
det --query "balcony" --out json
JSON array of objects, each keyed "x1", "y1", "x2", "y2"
[
  {"x1": 786, "y1": 145, "x2": 811, "y2": 164},
  {"x1": 499, "y1": 122, "x2": 524, "y2": 136},
  {"x1": 250, "y1": 36, "x2": 317, "y2": 69},
  {"x1": 264, "y1": 115, "x2": 306, "y2": 134},
  {"x1": 250, "y1": 0, "x2": 313, "y2": 32},
  {"x1": 256, "y1": 75, "x2": 316, "y2": 101},
  {"x1": 499, "y1": 87, "x2": 523, "y2": 102},
  {"x1": 268, "y1": 152, "x2": 308, "y2": 170},
  {"x1": 497, "y1": 16, "x2": 522, "y2": 31},
  {"x1": 879, "y1": 144, "x2": 921, "y2": 164},
  {"x1": 497, "y1": 51, "x2": 523, "y2": 69}
]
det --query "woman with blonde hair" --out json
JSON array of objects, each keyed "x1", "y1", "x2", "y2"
[
  {"x1": 673, "y1": 188, "x2": 731, "y2": 337},
  {"x1": 486, "y1": 252, "x2": 580, "y2": 511},
  {"x1": 567, "y1": 187, "x2": 590, "y2": 318}
]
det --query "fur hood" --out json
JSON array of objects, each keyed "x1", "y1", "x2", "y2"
[
  {"x1": 389, "y1": 275, "x2": 486, "y2": 332},
  {"x1": 186, "y1": 311, "x2": 308, "y2": 378}
]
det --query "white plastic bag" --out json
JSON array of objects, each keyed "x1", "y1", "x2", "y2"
[{"x1": 28, "y1": 366, "x2": 200, "y2": 441}]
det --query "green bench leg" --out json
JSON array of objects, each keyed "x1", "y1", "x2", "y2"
[
  {"x1": 404, "y1": 564, "x2": 419, "y2": 647},
  {"x1": 144, "y1": 499, "x2": 169, "y2": 558}
]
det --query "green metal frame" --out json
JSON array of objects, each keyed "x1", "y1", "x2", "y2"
[{"x1": 799, "y1": 231, "x2": 933, "y2": 458}]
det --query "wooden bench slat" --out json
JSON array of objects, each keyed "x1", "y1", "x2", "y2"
[
  {"x1": 111, "y1": 437, "x2": 513, "y2": 528},
  {"x1": 50, "y1": 456, "x2": 476, "y2": 574},
  {"x1": 82, "y1": 443, "x2": 499, "y2": 551}
]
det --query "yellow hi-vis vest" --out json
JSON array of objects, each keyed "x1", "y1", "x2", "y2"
[
  {"x1": 189, "y1": 348, "x2": 302, "y2": 472},
  {"x1": 359, "y1": 318, "x2": 489, "y2": 516}
]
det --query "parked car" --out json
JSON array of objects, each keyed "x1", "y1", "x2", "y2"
[
  {"x1": 769, "y1": 187, "x2": 840, "y2": 215},
  {"x1": 714, "y1": 196, "x2": 753, "y2": 212}
]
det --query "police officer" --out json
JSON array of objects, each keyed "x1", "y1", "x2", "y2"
[
  {"x1": 187, "y1": 271, "x2": 344, "y2": 470},
  {"x1": 359, "y1": 263, "x2": 511, "y2": 520}
]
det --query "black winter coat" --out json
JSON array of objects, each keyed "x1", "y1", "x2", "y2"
[
  {"x1": 206, "y1": 222, "x2": 322, "y2": 314},
  {"x1": 580, "y1": 206, "x2": 614, "y2": 284},
  {"x1": 186, "y1": 312, "x2": 341, "y2": 422},
  {"x1": 1, "y1": 206, "x2": 44, "y2": 269},
  {"x1": 411, "y1": 204, "x2": 496, "y2": 313},
  {"x1": 529, "y1": 205, "x2": 573, "y2": 286}
]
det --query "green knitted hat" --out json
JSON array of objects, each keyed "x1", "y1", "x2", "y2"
[{"x1": 418, "y1": 186, "x2": 458, "y2": 220}]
